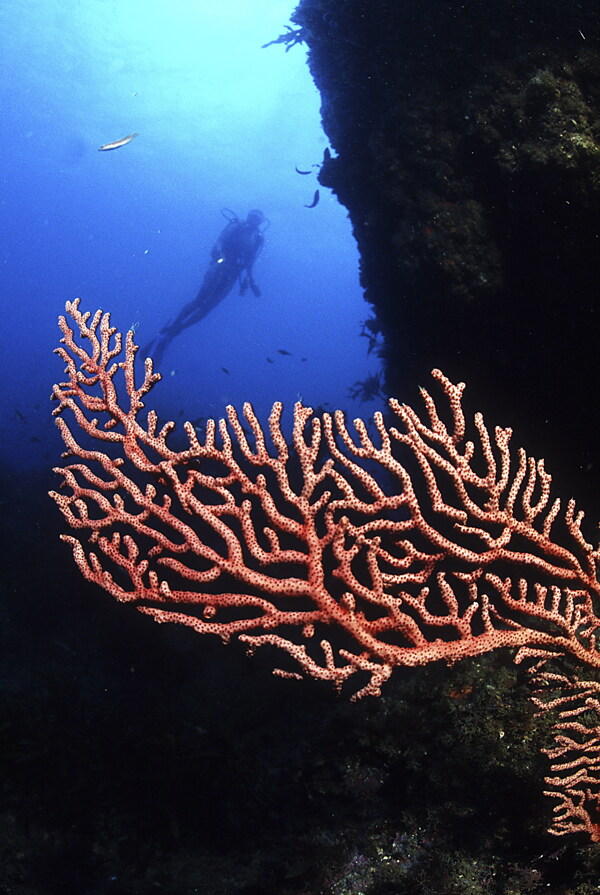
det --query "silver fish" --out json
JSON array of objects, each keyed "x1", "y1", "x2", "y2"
[{"x1": 98, "y1": 132, "x2": 139, "y2": 151}]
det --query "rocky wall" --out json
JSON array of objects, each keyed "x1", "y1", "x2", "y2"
[{"x1": 293, "y1": 0, "x2": 600, "y2": 506}]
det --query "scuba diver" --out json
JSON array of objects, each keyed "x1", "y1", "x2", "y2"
[{"x1": 142, "y1": 208, "x2": 267, "y2": 366}]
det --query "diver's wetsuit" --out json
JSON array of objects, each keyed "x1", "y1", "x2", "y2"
[{"x1": 143, "y1": 214, "x2": 264, "y2": 366}]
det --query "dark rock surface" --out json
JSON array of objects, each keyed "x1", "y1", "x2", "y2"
[{"x1": 293, "y1": 0, "x2": 600, "y2": 509}]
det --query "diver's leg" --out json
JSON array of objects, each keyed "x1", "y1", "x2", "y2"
[
  {"x1": 161, "y1": 265, "x2": 222, "y2": 335},
  {"x1": 173, "y1": 264, "x2": 239, "y2": 330},
  {"x1": 147, "y1": 332, "x2": 170, "y2": 366},
  {"x1": 141, "y1": 289, "x2": 209, "y2": 364},
  {"x1": 141, "y1": 264, "x2": 239, "y2": 364}
]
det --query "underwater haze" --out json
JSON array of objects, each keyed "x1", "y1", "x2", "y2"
[{"x1": 0, "y1": 0, "x2": 381, "y2": 472}]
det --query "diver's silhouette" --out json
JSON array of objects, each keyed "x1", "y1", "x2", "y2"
[{"x1": 143, "y1": 209, "x2": 266, "y2": 365}]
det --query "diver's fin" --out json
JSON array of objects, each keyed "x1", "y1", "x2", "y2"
[{"x1": 140, "y1": 331, "x2": 170, "y2": 367}]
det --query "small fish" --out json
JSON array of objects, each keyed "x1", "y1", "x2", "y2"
[
  {"x1": 304, "y1": 189, "x2": 320, "y2": 209},
  {"x1": 277, "y1": 349, "x2": 292, "y2": 356},
  {"x1": 221, "y1": 367, "x2": 230, "y2": 375},
  {"x1": 266, "y1": 357, "x2": 274, "y2": 364},
  {"x1": 98, "y1": 132, "x2": 139, "y2": 151},
  {"x1": 15, "y1": 408, "x2": 25, "y2": 421},
  {"x1": 295, "y1": 166, "x2": 312, "y2": 175}
]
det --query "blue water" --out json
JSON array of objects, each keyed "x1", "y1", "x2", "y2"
[{"x1": 0, "y1": 0, "x2": 381, "y2": 472}]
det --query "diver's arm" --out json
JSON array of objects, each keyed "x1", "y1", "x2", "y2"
[
  {"x1": 245, "y1": 234, "x2": 264, "y2": 277},
  {"x1": 244, "y1": 234, "x2": 264, "y2": 295},
  {"x1": 244, "y1": 260, "x2": 261, "y2": 296}
]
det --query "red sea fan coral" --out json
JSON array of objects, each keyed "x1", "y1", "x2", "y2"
[{"x1": 50, "y1": 299, "x2": 600, "y2": 840}]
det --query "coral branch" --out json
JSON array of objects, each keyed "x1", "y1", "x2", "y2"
[
  {"x1": 50, "y1": 300, "x2": 600, "y2": 839},
  {"x1": 528, "y1": 665, "x2": 600, "y2": 839}
]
